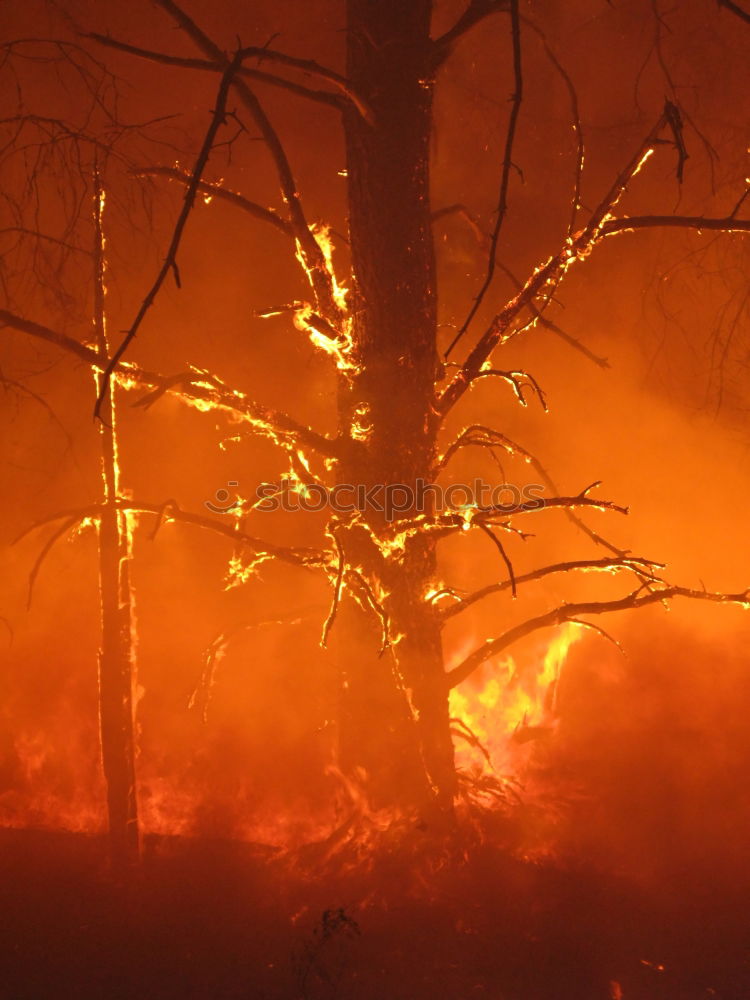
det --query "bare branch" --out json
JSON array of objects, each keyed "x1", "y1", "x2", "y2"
[
  {"x1": 433, "y1": 214, "x2": 609, "y2": 368},
  {"x1": 520, "y1": 15, "x2": 583, "y2": 237},
  {"x1": 439, "y1": 556, "x2": 665, "y2": 622},
  {"x1": 475, "y1": 521, "x2": 516, "y2": 596},
  {"x1": 26, "y1": 515, "x2": 81, "y2": 608},
  {"x1": 438, "y1": 103, "x2": 749, "y2": 414},
  {"x1": 601, "y1": 215, "x2": 750, "y2": 236},
  {"x1": 84, "y1": 32, "x2": 367, "y2": 116},
  {"x1": 152, "y1": 0, "x2": 344, "y2": 329},
  {"x1": 447, "y1": 584, "x2": 750, "y2": 688},
  {"x1": 435, "y1": 424, "x2": 625, "y2": 554},
  {"x1": 95, "y1": 51, "x2": 243, "y2": 417},
  {"x1": 445, "y1": 0, "x2": 522, "y2": 357},
  {"x1": 717, "y1": 0, "x2": 750, "y2": 25},
  {"x1": 449, "y1": 363, "x2": 547, "y2": 409}
]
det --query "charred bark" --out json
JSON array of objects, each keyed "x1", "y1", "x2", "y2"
[{"x1": 336, "y1": 0, "x2": 456, "y2": 811}]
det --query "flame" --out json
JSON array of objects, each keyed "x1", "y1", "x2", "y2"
[{"x1": 449, "y1": 623, "x2": 583, "y2": 776}]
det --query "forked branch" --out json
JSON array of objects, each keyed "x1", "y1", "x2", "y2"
[{"x1": 86, "y1": 32, "x2": 373, "y2": 119}]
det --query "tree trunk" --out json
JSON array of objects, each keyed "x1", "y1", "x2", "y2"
[
  {"x1": 93, "y1": 178, "x2": 140, "y2": 867},
  {"x1": 336, "y1": 0, "x2": 456, "y2": 810}
]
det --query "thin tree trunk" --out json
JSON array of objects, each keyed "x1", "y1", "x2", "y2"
[
  {"x1": 92, "y1": 174, "x2": 140, "y2": 866},
  {"x1": 337, "y1": 0, "x2": 456, "y2": 810}
]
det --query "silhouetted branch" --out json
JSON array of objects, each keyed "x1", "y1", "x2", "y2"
[
  {"x1": 435, "y1": 424, "x2": 625, "y2": 554},
  {"x1": 153, "y1": 0, "x2": 344, "y2": 329},
  {"x1": 445, "y1": 0, "x2": 522, "y2": 357},
  {"x1": 439, "y1": 102, "x2": 748, "y2": 414},
  {"x1": 86, "y1": 32, "x2": 373, "y2": 120},
  {"x1": 447, "y1": 584, "x2": 750, "y2": 688},
  {"x1": 519, "y1": 15, "x2": 583, "y2": 235},
  {"x1": 475, "y1": 521, "x2": 516, "y2": 596},
  {"x1": 95, "y1": 51, "x2": 243, "y2": 418},
  {"x1": 601, "y1": 215, "x2": 750, "y2": 236},
  {"x1": 439, "y1": 556, "x2": 665, "y2": 622},
  {"x1": 718, "y1": 0, "x2": 750, "y2": 25},
  {"x1": 434, "y1": 214, "x2": 609, "y2": 368},
  {"x1": 25, "y1": 515, "x2": 81, "y2": 608},
  {"x1": 453, "y1": 364, "x2": 547, "y2": 409}
]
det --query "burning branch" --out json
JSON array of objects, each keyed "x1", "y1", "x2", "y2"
[
  {"x1": 91, "y1": 174, "x2": 140, "y2": 867},
  {"x1": 0, "y1": 309, "x2": 339, "y2": 459},
  {"x1": 439, "y1": 102, "x2": 750, "y2": 415},
  {"x1": 447, "y1": 585, "x2": 750, "y2": 689},
  {"x1": 601, "y1": 215, "x2": 750, "y2": 237},
  {"x1": 433, "y1": 215, "x2": 608, "y2": 369},
  {"x1": 435, "y1": 424, "x2": 627, "y2": 554},
  {"x1": 445, "y1": 363, "x2": 547, "y2": 409},
  {"x1": 18, "y1": 500, "x2": 326, "y2": 575},
  {"x1": 151, "y1": 0, "x2": 345, "y2": 331}
]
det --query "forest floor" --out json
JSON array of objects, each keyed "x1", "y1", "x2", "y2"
[{"x1": 0, "y1": 826, "x2": 746, "y2": 1000}]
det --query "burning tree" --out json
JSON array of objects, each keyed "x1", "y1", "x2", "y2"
[{"x1": 2, "y1": 0, "x2": 750, "y2": 862}]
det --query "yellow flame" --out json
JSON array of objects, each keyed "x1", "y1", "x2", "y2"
[{"x1": 449, "y1": 623, "x2": 583, "y2": 774}]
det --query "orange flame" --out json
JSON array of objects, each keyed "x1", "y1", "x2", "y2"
[{"x1": 449, "y1": 623, "x2": 583, "y2": 777}]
